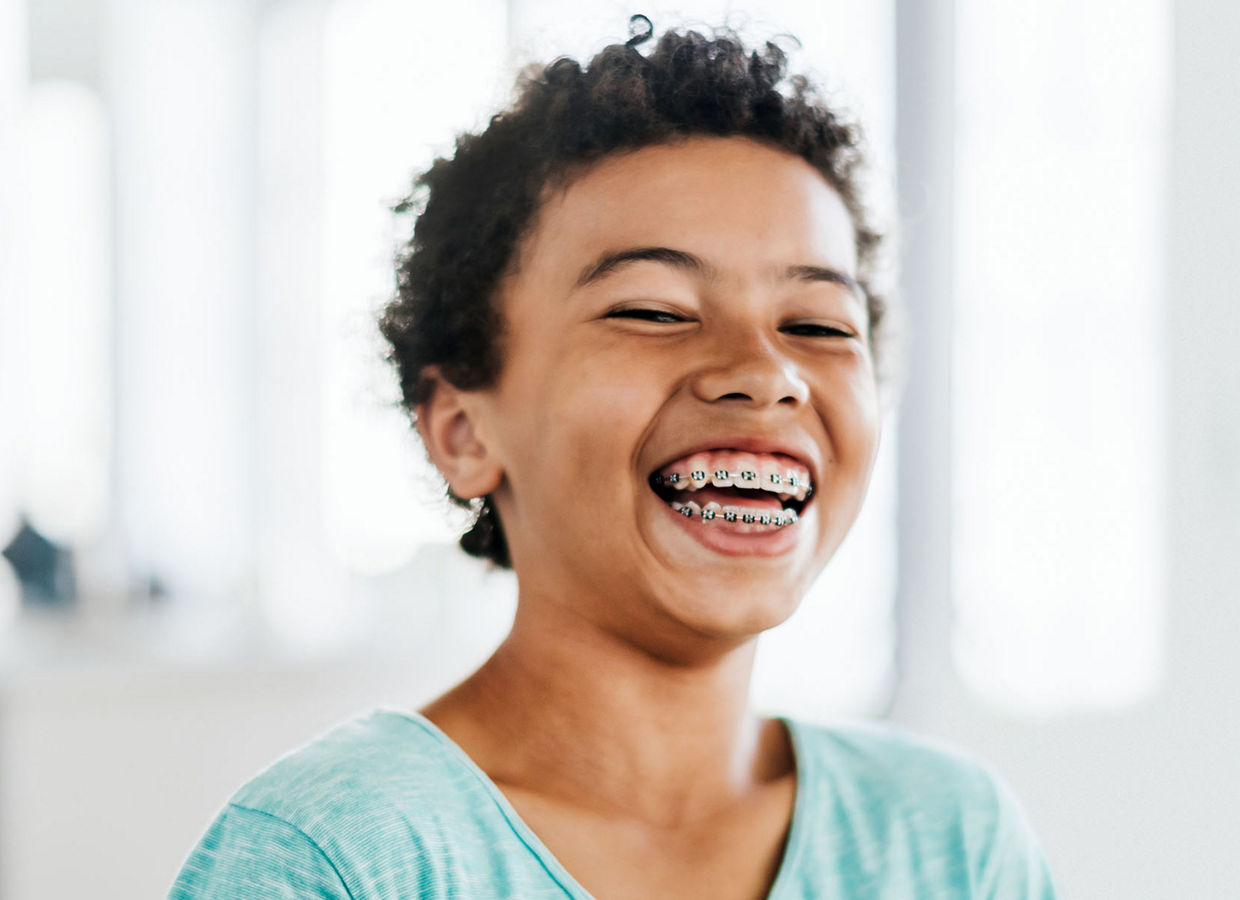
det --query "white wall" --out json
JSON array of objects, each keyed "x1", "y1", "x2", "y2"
[
  {"x1": 0, "y1": 654, "x2": 449, "y2": 898},
  {"x1": 889, "y1": 1, "x2": 1240, "y2": 896}
]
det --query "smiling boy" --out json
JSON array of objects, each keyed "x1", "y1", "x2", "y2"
[{"x1": 172, "y1": 20, "x2": 1056, "y2": 900}]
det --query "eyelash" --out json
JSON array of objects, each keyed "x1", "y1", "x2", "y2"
[
  {"x1": 604, "y1": 308, "x2": 687, "y2": 324},
  {"x1": 605, "y1": 309, "x2": 854, "y2": 338},
  {"x1": 781, "y1": 323, "x2": 855, "y2": 339}
]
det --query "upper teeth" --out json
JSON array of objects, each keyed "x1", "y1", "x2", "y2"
[{"x1": 656, "y1": 469, "x2": 811, "y2": 501}]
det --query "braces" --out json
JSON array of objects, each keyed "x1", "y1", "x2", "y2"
[
  {"x1": 670, "y1": 501, "x2": 799, "y2": 528},
  {"x1": 655, "y1": 470, "x2": 806, "y2": 491}
]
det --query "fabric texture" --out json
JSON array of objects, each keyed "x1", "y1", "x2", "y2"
[{"x1": 170, "y1": 709, "x2": 1057, "y2": 899}]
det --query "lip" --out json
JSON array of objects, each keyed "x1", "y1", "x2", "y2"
[
  {"x1": 655, "y1": 497, "x2": 804, "y2": 557},
  {"x1": 644, "y1": 434, "x2": 819, "y2": 557}
]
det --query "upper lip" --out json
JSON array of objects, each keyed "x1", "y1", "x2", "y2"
[{"x1": 648, "y1": 436, "x2": 819, "y2": 487}]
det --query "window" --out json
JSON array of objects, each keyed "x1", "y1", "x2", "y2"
[{"x1": 951, "y1": 0, "x2": 1169, "y2": 712}]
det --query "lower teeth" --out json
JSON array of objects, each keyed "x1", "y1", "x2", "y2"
[{"x1": 669, "y1": 501, "x2": 798, "y2": 528}]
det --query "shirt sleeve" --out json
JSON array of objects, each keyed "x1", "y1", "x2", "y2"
[
  {"x1": 169, "y1": 803, "x2": 354, "y2": 900},
  {"x1": 974, "y1": 773, "x2": 1059, "y2": 899}
]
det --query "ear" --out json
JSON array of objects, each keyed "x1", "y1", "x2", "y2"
[{"x1": 415, "y1": 367, "x2": 504, "y2": 500}]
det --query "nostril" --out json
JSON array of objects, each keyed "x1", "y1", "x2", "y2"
[{"x1": 719, "y1": 392, "x2": 751, "y2": 401}]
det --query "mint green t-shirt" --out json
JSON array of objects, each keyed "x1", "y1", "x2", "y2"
[{"x1": 170, "y1": 709, "x2": 1056, "y2": 898}]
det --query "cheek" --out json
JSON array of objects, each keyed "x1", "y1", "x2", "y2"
[
  {"x1": 559, "y1": 343, "x2": 672, "y2": 421},
  {"x1": 834, "y1": 361, "x2": 880, "y2": 444},
  {"x1": 808, "y1": 370, "x2": 880, "y2": 499},
  {"x1": 500, "y1": 350, "x2": 662, "y2": 492}
]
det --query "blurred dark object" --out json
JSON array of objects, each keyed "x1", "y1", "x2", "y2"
[{"x1": 2, "y1": 515, "x2": 76, "y2": 609}]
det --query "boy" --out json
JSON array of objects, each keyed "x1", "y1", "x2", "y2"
[{"x1": 173, "y1": 19, "x2": 1056, "y2": 898}]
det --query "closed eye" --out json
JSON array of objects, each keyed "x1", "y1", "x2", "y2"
[
  {"x1": 782, "y1": 323, "x2": 856, "y2": 338},
  {"x1": 604, "y1": 308, "x2": 690, "y2": 324}
]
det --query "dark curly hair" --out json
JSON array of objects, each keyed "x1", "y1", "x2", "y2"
[{"x1": 380, "y1": 17, "x2": 889, "y2": 569}]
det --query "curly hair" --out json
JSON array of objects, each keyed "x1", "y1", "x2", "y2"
[{"x1": 379, "y1": 17, "x2": 889, "y2": 568}]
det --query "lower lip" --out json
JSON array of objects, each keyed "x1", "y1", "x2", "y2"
[{"x1": 654, "y1": 493, "x2": 805, "y2": 557}]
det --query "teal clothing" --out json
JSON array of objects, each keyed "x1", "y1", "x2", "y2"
[{"x1": 171, "y1": 709, "x2": 1056, "y2": 899}]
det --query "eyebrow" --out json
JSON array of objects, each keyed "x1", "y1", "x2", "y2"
[
  {"x1": 574, "y1": 245, "x2": 864, "y2": 301},
  {"x1": 784, "y1": 264, "x2": 865, "y2": 301},
  {"x1": 575, "y1": 246, "x2": 714, "y2": 287}
]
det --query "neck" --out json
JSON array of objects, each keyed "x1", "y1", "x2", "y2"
[{"x1": 420, "y1": 594, "x2": 791, "y2": 829}]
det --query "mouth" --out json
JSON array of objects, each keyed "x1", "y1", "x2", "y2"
[{"x1": 647, "y1": 448, "x2": 814, "y2": 531}]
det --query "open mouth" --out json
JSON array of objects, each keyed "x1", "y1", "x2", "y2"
[{"x1": 647, "y1": 450, "x2": 813, "y2": 529}]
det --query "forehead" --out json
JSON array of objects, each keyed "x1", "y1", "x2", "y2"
[{"x1": 516, "y1": 136, "x2": 858, "y2": 286}]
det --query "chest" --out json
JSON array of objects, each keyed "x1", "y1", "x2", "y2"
[{"x1": 496, "y1": 776, "x2": 797, "y2": 900}]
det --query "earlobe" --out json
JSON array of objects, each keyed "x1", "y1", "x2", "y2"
[{"x1": 415, "y1": 368, "x2": 503, "y2": 500}]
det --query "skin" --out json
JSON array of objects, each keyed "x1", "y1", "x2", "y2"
[{"x1": 417, "y1": 136, "x2": 882, "y2": 899}]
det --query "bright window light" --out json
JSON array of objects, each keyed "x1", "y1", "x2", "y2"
[
  {"x1": 0, "y1": 0, "x2": 27, "y2": 548},
  {"x1": 22, "y1": 82, "x2": 111, "y2": 546},
  {"x1": 109, "y1": 0, "x2": 256, "y2": 604},
  {"x1": 952, "y1": 0, "x2": 1169, "y2": 713},
  {"x1": 320, "y1": 0, "x2": 508, "y2": 575}
]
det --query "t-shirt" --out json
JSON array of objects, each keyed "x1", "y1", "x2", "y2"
[{"x1": 170, "y1": 709, "x2": 1057, "y2": 899}]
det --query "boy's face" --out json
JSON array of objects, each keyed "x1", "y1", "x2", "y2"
[{"x1": 466, "y1": 136, "x2": 880, "y2": 649}]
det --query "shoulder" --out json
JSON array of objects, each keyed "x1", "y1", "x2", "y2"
[
  {"x1": 172, "y1": 710, "x2": 468, "y2": 898},
  {"x1": 229, "y1": 708, "x2": 458, "y2": 831},
  {"x1": 790, "y1": 717, "x2": 1009, "y2": 815},
  {"x1": 785, "y1": 718, "x2": 1058, "y2": 897},
  {"x1": 170, "y1": 801, "x2": 351, "y2": 899}
]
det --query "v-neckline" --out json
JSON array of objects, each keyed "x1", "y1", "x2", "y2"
[{"x1": 378, "y1": 708, "x2": 814, "y2": 900}]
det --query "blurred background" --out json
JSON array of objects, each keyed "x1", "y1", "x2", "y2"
[{"x1": 0, "y1": 0, "x2": 1234, "y2": 896}]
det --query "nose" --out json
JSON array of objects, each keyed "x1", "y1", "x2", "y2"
[{"x1": 688, "y1": 328, "x2": 810, "y2": 408}]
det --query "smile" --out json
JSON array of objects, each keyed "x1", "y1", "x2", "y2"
[{"x1": 648, "y1": 450, "x2": 814, "y2": 532}]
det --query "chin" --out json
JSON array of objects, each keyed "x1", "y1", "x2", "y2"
[{"x1": 652, "y1": 566, "x2": 814, "y2": 643}]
